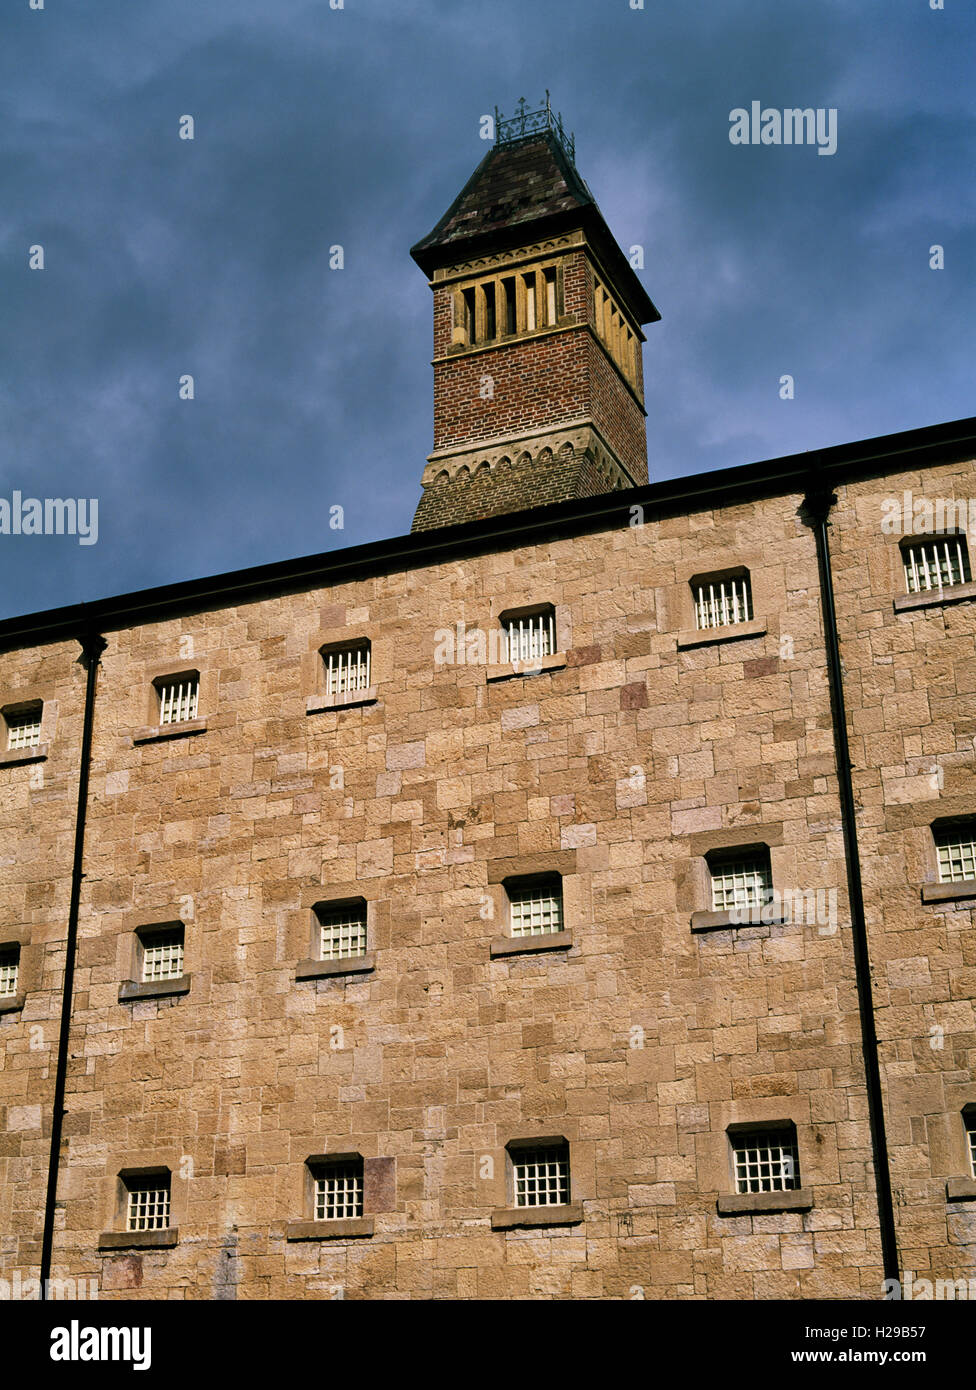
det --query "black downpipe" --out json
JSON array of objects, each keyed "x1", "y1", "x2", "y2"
[
  {"x1": 803, "y1": 484, "x2": 900, "y2": 1285},
  {"x1": 39, "y1": 629, "x2": 106, "y2": 1299}
]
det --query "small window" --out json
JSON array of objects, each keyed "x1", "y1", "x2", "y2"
[
  {"x1": 462, "y1": 287, "x2": 476, "y2": 344},
  {"x1": 903, "y1": 535, "x2": 972, "y2": 594},
  {"x1": 731, "y1": 1126, "x2": 799, "y2": 1195},
  {"x1": 0, "y1": 945, "x2": 20, "y2": 998},
  {"x1": 543, "y1": 268, "x2": 557, "y2": 326},
  {"x1": 155, "y1": 673, "x2": 199, "y2": 726},
  {"x1": 483, "y1": 282, "x2": 496, "y2": 340},
  {"x1": 503, "y1": 606, "x2": 556, "y2": 663},
  {"x1": 966, "y1": 1110, "x2": 976, "y2": 1180},
  {"x1": 511, "y1": 1141, "x2": 570, "y2": 1208},
  {"x1": 708, "y1": 847, "x2": 773, "y2": 913},
  {"x1": 5, "y1": 705, "x2": 42, "y2": 751},
  {"x1": 124, "y1": 1173, "x2": 171, "y2": 1232},
  {"x1": 523, "y1": 273, "x2": 536, "y2": 332},
  {"x1": 693, "y1": 572, "x2": 753, "y2": 631},
  {"x1": 139, "y1": 925, "x2": 184, "y2": 983},
  {"x1": 502, "y1": 277, "x2": 517, "y2": 335},
  {"x1": 322, "y1": 641, "x2": 371, "y2": 697},
  {"x1": 315, "y1": 900, "x2": 367, "y2": 961},
  {"x1": 935, "y1": 825, "x2": 976, "y2": 884},
  {"x1": 312, "y1": 1157, "x2": 364, "y2": 1221},
  {"x1": 508, "y1": 875, "x2": 563, "y2": 938}
]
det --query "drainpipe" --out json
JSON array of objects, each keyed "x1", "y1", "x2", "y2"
[
  {"x1": 802, "y1": 481, "x2": 900, "y2": 1285},
  {"x1": 39, "y1": 628, "x2": 106, "y2": 1299}
]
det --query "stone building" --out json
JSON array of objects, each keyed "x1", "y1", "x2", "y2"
[{"x1": 1, "y1": 101, "x2": 975, "y2": 1301}]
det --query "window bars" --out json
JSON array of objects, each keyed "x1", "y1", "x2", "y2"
[
  {"x1": 0, "y1": 949, "x2": 18, "y2": 998},
  {"x1": 324, "y1": 644, "x2": 371, "y2": 697},
  {"x1": 694, "y1": 575, "x2": 753, "y2": 630},
  {"x1": 314, "y1": 1162, "x2": 364, "y2": 1221},
  {"x1": 318, "y1": 906, "x2": 367, "y2": 961},
  {"x1": 141, "y1": 930, "x2": 184, "y2": 983},
  {"x1": 6, "y1": 710, "x2": 41, "y2": 750},
  {"x1": 968, "y1": 1120, "x2": 976, "y2": 1180},
  {"x1": 126, "y1": 1182, "x2": 170, "y2": 1232},
  {"x1": 158, "y1": 677, "x2": 198, "y2": 726},
  {"x1": 510, "y1": 883, "x2": 563, "y2": 937},
  {"x1": 936, "y1": 830, "x2": 976, "y2": 883},
  {"x1": 903, "y1": 537, "x2": 972, "y2": 594},
  {"x1": 505, "y1": 611, "x2": 556, "y2": 663},
  {"x1": 710, "y1": 856, "x2": 773, "y2": 913},
  {"x1": 513, "y1": 1147, "x2": 570, "y2": 1208},
  {"x1": 732, "y1": 1131, "x2": 800, "y2": 1194}
]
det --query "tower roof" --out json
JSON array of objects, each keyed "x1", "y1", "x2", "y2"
[{"x1": 410, "y1": 129, "x2": 660, "y2": 326}]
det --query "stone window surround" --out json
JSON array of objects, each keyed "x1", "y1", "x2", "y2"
[
  {"x1": 98, "y1": 1162, "x2": 180, "y2": 1251},
  {"x1": 890, "y1": 529, "x2": 976, "y2": 612},
  {"x1": 0, "y1": 925, "x2": 35, "y2": 1016},
  {"x1": 920, "y1": 812, "x2": 976, "y2": 905},
  {"x1": 700, "y1": 1098, "x2": 819, "y2": 1216},
  {"x1": 485, "y1": 598, "x2": 570, "y2": 683},
  {"x1": 486, "y1": 850, "x2": 579, "y2": 958},
  {"x1": 117, "y1": 909, "x2": 191, "y2": 1003},
  {"x1": 490, "y1": 1130, "x2": 584, "y2": 1230},
  {"x1": 286, "y1": 1152, "x2": 392, "y2": 1241},
  {"x1": 0, "y1": 688, "x2": 57, "y2": 767},
  {"x1": 673, "y1": 555, "x2": 771, "y2": 650},
  {"x1": 945, "y1": 1099, "x2": 976, "y2": 1202},
  {"x1": 682, "y1": 824, "x2": 788, "y2": 932},
  {"x1": 303, "y1": 621, "x2": 383, "y2": 715},
  {"x1": 132, "y1": 659, "x2": 211, "y2": 745},
  {"x1": 295, "y1": 885, "x2": 376, "y2": 980}
]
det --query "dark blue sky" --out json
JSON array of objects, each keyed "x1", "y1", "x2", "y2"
[{"x1": 2, "y1": 0, "x2": 973, "y2": 620}]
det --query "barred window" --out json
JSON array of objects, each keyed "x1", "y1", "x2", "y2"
[
  {"x1": 6, "y1": 707, "x2": 42, "y2": 750},
  {"x1": 313, "y1": 1159, "x2": 364, "y2": 1221},
  {"x1": 125, "y1": 1177, "x2": 171, "y2": 1232},
  {"x1": 903, "y1": 536, "x2": 972, "y2": 594},
  {"x1": 936, "y1": 826, "x2": 976, "y2": 883},
  {"x1": 0, "y1": 946, "x2": 19, "y2": 998},
  {"x1": 731, "y1": 1128, "x2": 800, "y2": 1194},
  {"x1": 504, "y1": 608, "x2": 556, "y2": 664},
  {"x1": 508, "y1": 877, "x2": 563, "y2": 937},
  {"x1": 322, "y1": 642, "x2": 371, "y2": 697},
  {"x1": 965, "y1": 1113, "x2": 976, "y2": 1180},
  {"x1": 511, "y1": 1143, "x2": 570, "y2": 1208},
  {"x1": 157, "y1": 675, "x2": 199, "y2": 725},
  {"x1": 140, "y1": 927, "x2": 184, "y2": 983},
  {"x1": 709, "y1": 850, "x2": 773, "y2": 913},
  {"x1": 693, "y1": 573, "x2": 753, "y2": 631},
  {"x1": 316, "y1": 902, "x2": 367, "y2": 961}
]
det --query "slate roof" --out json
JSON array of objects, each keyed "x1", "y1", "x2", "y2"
[{"x1": 410, "y1": 131, "x2": 660, "y2": 325}]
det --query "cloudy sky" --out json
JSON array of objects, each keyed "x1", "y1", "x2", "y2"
[{"x1": 1, "y1": 0, "x2": 973, "y2": 620}]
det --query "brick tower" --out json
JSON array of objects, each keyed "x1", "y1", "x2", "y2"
[{"x1": 410, "y1": 96, "x2": 660, "y2": 531}]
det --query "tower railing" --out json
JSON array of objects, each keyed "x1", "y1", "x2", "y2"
[{"x1": 494, "y1": 92, "x2": 575, "y2": 162}]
